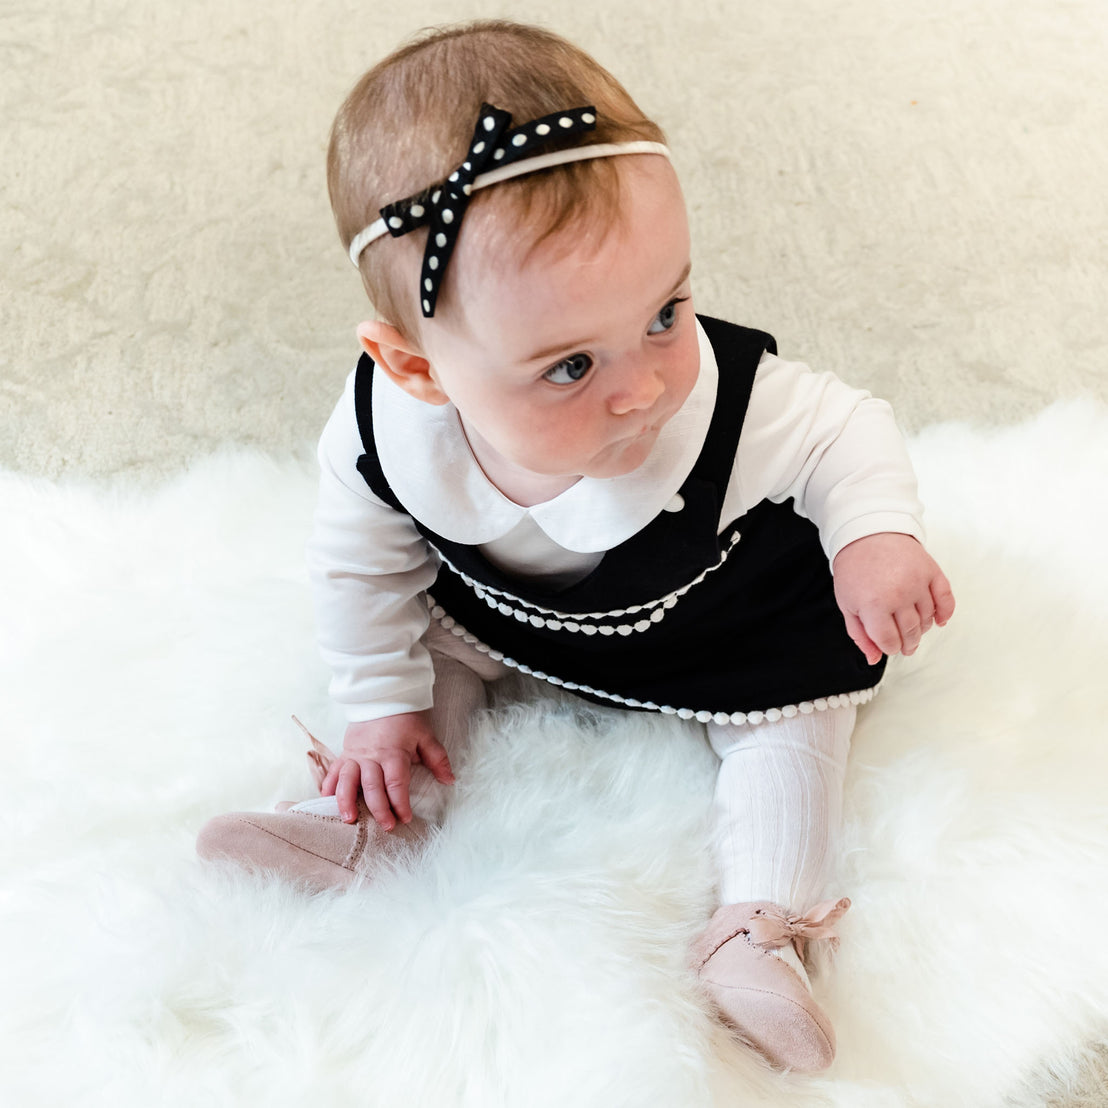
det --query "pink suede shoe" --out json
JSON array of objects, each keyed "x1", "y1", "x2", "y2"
[
  {"x1": 691, "y1": 898, "x2": 850, "y2": 1072},
  {"x1": 196, "y1": 800, "x2": 428, "y2": 892},
  {"x1": 195, "y1": 717, "x2": 429, "y2": 892}
]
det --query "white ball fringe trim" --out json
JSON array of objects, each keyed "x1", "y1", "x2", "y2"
[
  {"x1": 428, "y1": 532, "x2": 741, "y2": 632},
  {"x1": 427, "y1": 599, "x2": 882, "y2": 726}
]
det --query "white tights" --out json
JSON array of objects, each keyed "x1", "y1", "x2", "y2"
[
  {"x1": 413, "y1": 625, "x2": 854, "y2": 913},
  {"x1": 707, "y1": 707, "x2": 855, "y2": 911},
  {"x1": 408, "y1": 622, "x2": 509, "y2": 824}
]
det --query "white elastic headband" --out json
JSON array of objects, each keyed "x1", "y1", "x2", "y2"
[{"x1": 348, "y1": 140, "x2": 671, "y2": 266}]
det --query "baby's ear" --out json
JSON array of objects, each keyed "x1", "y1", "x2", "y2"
[{"x1": 356, "y1": 321, "x2": 449, "y2": 405}]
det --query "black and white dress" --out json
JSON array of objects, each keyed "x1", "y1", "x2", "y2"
[{"x1": 307, "y1": 316, "x2": 925, "y2": 725}]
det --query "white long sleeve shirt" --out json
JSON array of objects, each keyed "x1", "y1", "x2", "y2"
[{"x1": 307, "y1": 319, "x2": 924, "y2": 721}]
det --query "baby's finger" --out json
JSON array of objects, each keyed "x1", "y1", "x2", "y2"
[
  {"x1": 861, "y1": 608, "x2": 905, "y2": 658},
  {"x1": 894, "y1": 607, "x2": 923, "y2": 655},
  {"x1": 336, "y1": 760, "x2": 365, "y2": 824},
  {"x1": 381, "y1": 755, "x2": 413, "y2": 825},
  {"x1": 917, "y1": 596, "x2": 936, "y2": 635},
  {"x1": 931, "y1": 573, "x2": 956, "y2": 626},
  {"x1": 418, "y1": 735, "x2": 456, "y2": 786},
  {"x1": 358, "y1": 762, "x2": 395, "y2": 829},
  {"x1": 320, "y1": 760, "x2": 341, "y2": 798},
  {"x1": 843, "y1": 610, "x2": 884, "y2": 665}
]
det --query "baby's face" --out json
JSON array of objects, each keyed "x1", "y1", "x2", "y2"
[{"x1": 417, "y1": 156, "x2": 699, "y2": 483}]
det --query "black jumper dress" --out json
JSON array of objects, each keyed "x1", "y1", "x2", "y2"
[{"x1": 353, "y1": 315, "x2": 884, "y2": 725}]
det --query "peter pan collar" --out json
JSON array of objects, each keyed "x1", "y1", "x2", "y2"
[{"x1": 372, "y1": 317, "x2": 719, "y2": 553}]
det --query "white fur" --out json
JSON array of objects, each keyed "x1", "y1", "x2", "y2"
[{"x1": 2, "y1": 402, "x2": 1107, "y2": 1106}]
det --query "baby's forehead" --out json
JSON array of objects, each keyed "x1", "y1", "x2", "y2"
[
  {"x1": 460, "y1": 156, "x2": 683, "y2": 274},
  {"x1": 453, "y1": 161, "x2": 644, "y2": 270},
  {"x1": 464, "y1": 195, "x2": 607, "y2": 270},
  {"x1": 397, "y1": 155, "x2": 686, "y2": 337}
]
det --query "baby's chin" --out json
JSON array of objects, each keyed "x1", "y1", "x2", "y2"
[{"x1": 577, "y1": 431, "x2": 662, "y2": 480}]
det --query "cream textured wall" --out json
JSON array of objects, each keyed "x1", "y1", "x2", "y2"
[{"x1": 2, "y1": 0, "x2": 1106, "y2": 480}]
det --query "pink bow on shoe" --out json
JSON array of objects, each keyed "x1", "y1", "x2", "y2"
[
  {"x1": 692, "y1": 897, "x2": 851, "y2": 972},
  {"x1": 744, "y1": 897, "x2": 851, "y2": 960},
  {"x1": 292, "y1": 715, "x2": 339, "y2": 792}
]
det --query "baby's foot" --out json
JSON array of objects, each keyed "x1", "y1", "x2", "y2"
[
  {"x1": 691, "y1": 898, "x2": 849, "y2": 1072},
  {"x1": 196, "y1": 799, "x2": 429, "y2": 892},
  {"x1": 196, "y1": 717, "x2": 427, "y2": 892}
]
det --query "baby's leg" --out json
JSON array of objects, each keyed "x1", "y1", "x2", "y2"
[
  {"x1": 408, "y1": 621, "x2": 510, "y2": 823},
  {"x1": 707, "y1": 705, "x2": 856, "y2": 910},
  {"x1": 692, "y1": 705, "x2": 856, "y2": 1072},
  {"x1": 195, "y1": 623, "x2": 507, "y2": 889}
]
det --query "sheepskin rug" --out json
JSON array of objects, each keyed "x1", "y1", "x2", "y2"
[{"x1": 3, "y1": 401, "x2": 1107, "y2": 1108}]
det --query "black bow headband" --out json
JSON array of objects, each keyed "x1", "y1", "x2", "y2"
[{"x1": 355, "y1": 103, "x2": 599, "y2": 317}]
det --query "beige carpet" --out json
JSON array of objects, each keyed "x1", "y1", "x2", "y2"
[
  {"x1": 3, "y1": 1, "x2": 1107, "y2": 1104},
  {"x1": 3, "y1": 0, "x2": 1106, "y2": 479}
]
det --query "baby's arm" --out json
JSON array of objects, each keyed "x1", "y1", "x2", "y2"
[
  {"x1": 729, "y1": 353, "x2": 954, "y2": 659},
  {"x1": 308, "y1": 371, "x2": 445, "y2": 825}
]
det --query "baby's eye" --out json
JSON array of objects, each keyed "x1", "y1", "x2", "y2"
[
  {"x1": 647, "y1": 297, "x2": 688, "y2": 335},
  {"x1": 543, "y1": 352, "x2": 593, "y2": 385}
]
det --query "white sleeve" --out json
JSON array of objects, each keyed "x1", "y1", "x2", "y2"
[
  {"x1": 722, "y1": 353, "x2": 926, "y2": 563},
  {"x1": 306, "y1": 370, "x2": 440, "y2": 722}
]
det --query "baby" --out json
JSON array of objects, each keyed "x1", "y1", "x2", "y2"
[{"x1": 198, "y1": 19, "x2": 954, "y2": 1073}]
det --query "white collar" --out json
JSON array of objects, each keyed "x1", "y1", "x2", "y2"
[{"x1": 373, "y1": 318, "x2": 719, "y2": 553}]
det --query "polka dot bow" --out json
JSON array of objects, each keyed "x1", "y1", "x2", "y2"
[{"x1": 378, "y1": 103, "x2": 598, "y2": 318}]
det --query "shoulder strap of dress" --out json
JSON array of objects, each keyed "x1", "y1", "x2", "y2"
[
  {"x1": 352, "y1": 353, "x2": 408, "y2": 513},
  {"x1": 690, "y1": 315, "x2": 777, "y2": 490}
]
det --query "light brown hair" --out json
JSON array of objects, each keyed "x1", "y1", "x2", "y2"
[{"x1": 327, "y1": 20, "x2": 666, "y2": 340}]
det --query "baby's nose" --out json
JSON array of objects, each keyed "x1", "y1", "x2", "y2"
[{"x1": 609, "y1": 365, "x2": 665, "y2": 415}]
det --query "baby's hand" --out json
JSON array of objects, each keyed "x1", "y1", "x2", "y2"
[
  {"x1": 832, "y1": 533, "x2": 955, "y2": 665},
  {"x1": 320, "y1": 710, "x2": 454, "y2": 828}
]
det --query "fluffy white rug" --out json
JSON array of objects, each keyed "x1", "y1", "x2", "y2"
[{"x1": 3, "y1": 401, "x2": 1107, "y2": 1107}]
